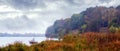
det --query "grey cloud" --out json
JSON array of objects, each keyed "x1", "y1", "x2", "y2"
[
  {"x1": 0, "y1": 0, "x2": 86, "y2": 10},
  {"x1": 64, "y1": 0, "x2": 85, "y2": 6},
  {"x1": 0, "y1": 0, "x2": 46, "y2": 10},
  {"x1": 65, "y1": 0, "x2": 75, "y2": 4},
  {"x1": 98, "y1": 0, "x2": 112, "y2": 3},
  {"x1": 0, "y1": 0, "x2": 5, "y2": 5},
  {"x1": 0, "y1": 15, "x2": 36, "y2": 30},
  {"x1": 0, "y1": 11, "x2": 18, "y2": 14},
  {"x1": 0, "y1": 13, "x2": 49, "y2": 33}
]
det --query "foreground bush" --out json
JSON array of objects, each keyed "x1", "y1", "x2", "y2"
[
  {"x1": 0, "y1": 41, "x2": 29, "y2": 51},
  {"x1": 0, "y1": 32, "x2": 120, "y2": 51}
]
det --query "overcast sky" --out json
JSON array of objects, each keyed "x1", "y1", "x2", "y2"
[{"x1": 0, "y1": 0, "x2": 119, "y2": 34}]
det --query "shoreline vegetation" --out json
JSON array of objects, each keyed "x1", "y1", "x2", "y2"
[{"x1": 0, "y1": 32, "x2": 120, "y2": 51}]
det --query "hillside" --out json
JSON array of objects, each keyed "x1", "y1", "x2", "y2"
[{"x1": 45, "y1": 5, "x2": 120, "y2": 38}]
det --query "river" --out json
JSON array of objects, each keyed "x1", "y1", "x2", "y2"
[{"x1": 0, "y1": 37, "x2": 47, "y2": 47}]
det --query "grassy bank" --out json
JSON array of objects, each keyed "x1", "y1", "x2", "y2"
[{"x1": 0, "y1": 32, "x2": 120, "y2": 51}]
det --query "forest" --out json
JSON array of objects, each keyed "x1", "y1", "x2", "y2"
[{"x1": 46, "y1": 5, "x2": 120, "y2": 38}]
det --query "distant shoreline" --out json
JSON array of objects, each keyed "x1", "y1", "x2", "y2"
[{"x1": 0, "y1": 33, "x2": 45, "y2": 37}]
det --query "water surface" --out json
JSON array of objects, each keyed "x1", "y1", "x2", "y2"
[{"x1": 0, "y1": 37, "x2": 47, "y2": 47}]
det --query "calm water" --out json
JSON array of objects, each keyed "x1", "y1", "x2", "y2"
[{"x1": 0, "y1": 37, "x2": 47, "y2": 47}]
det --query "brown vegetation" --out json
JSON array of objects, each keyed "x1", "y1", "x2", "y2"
[{"x1": 0, "y1": 32, "x2": 120, "y2": 51}]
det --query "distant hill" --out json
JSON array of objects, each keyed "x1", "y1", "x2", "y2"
[
  {"x1": 45, "y1": 5, "x2": 120, "y2": 38},
  {"x1": 0, "y1": 33, "x2": 45, "y2": 37}
]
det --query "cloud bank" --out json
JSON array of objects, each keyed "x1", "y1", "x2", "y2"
[{"x1": 0, "y1": 0, "x2": 119, "y2": 34}]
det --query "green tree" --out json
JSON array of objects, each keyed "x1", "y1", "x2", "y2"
[{"x1": 109, "y1": 26, "x2": 117, "y2": 33}]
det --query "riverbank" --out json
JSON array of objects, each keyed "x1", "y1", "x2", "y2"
[{"x1": 0, "y1": 32, "x2": 120, "y2": 51}]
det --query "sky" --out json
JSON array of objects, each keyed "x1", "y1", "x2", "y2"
[{"x1": 0, "y1": 0, "x2": 119, "y2": 34}]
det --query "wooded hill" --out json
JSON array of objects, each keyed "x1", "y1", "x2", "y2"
[{"x1": 45, "y1": 5, "x2": 120, "y2": 38}]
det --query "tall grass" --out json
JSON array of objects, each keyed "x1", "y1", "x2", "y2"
[{"x1": 0, "y1": 32, "x2": 120, "y2": 51}]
